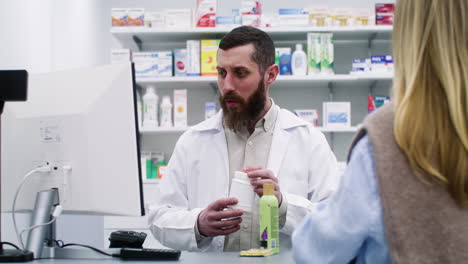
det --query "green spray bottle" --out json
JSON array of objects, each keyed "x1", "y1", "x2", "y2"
[{"x1": 259, "y1": 184, "x2": 279, "y2": 254}]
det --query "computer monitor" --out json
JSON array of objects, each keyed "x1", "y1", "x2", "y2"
[
  {"x1": 1, "y1": 63, "x2": 144, "y2": 258},
  {"x1": 0, "y1": 70, "x2": 28, "y2": 103}
]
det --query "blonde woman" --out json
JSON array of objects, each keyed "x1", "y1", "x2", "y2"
[{"x1": 292, "y1": 0, "x2": 468, "y2": 263}]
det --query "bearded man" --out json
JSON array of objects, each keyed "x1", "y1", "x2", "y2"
[{"x1": 148, "y1": 26, "x2": 339, "y2": 252}]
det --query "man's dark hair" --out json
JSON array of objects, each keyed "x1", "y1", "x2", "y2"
[{"x1": 219, "y1": 26, "x2": 275, "y2": 74}]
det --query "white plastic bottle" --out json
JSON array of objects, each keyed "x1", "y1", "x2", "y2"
[
  {"x1": 160, "y1": 95, "x2": 173, "y2": 127},
  {"x1": 136, "y1": 90, "x2": 143, "y2": 128},
  {"x1": 292, "y1": 43, "x2": 307, "y2": 76},
  {"x1": 142, "y1": 86, "x2": 159, "y2": 128},
  {"x1": 229, "y1": 171, "x2": 255, "y2": 213}
]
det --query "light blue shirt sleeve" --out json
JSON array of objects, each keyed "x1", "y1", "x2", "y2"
[{"x1": 292, "y1": 136, "x2": 392, "y2": 264}]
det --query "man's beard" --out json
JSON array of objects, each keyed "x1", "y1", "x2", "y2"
[{"x1": 220, "y1": 80, "x2": 267, "y2": 133}]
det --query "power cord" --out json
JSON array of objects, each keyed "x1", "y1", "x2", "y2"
[
  {"x1": 18, "y1": 205, "x2": 63, "y2": 246},
  {"x1": 11, "y1": 165, "x2": 116, "y2": 260},
  {"x1": 61, "y1": 165, "x2": 72, "y2": 206},
  {"x1": 44, "y1": 239, "x2": 119, "y2": 258},
  {"x1": 0, "y1": 241, "x2": 21, "y2": 250},
  {"x1": 12, "y1": 164, "x2": 70, "y2": 251},
  {"x1": 45, "y1": 239, "x2": 64, "y2": 248},
  {"x1": 60, "y1": 243, "x2": 119, "y2": 258},
  {"x1": 12, "y1": 165, "x2": 52, "y2": 250}
]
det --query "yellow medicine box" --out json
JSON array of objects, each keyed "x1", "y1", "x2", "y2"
[{"x1": 201, "y1": 39, "x2": 220, "y2": 76}]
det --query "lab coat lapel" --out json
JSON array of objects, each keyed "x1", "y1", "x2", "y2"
[
  {"x1": 193, "y1": 110, "x2": 230, "y2": 197},
  {"x1": 211, "y1": 124, "x2": 230, "y2": 197},
  {"x1": 267, "y1": 125, "x2": 291, "y2": 180}
]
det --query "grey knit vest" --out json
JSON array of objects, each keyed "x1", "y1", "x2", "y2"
[{"x1": 348, "y1": 102, "x2": 468, "y2": 264}]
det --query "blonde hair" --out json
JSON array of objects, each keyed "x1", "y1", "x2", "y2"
[{"x1": 392, "y1": 0, "x2": 468, "y2": 205}]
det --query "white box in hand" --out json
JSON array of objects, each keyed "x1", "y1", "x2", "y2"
[{"x1": 323, "y1": 102, "x2": 351, "y2": 128}]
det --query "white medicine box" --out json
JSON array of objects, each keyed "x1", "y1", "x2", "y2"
[
  {"x1": 323, "y1": 102, "x2": 351, "y2": 128},
  {"x1": 133, "y1": 51, "x2": 173, "y2": 78}
]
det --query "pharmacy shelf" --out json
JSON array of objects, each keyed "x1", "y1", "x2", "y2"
[
  {"x1": 111, "y1": 25, "x2": 393, "y2": 43},
  {"x1": 139, "y1": 126, "x2": 360, "y2": 134},
  {"x1": 139, "y1": 127, "x2": 187, "y2": 133},
  {"x1": 275, "y1": 73, "x2": 393, "y2": 82},
  {"x1": 137, "y1": 76, "x2": 217, "y2": 84},
  {"x1": 319, "y1": 126, "x2": 360, "y2": 133},
  {"x1": 142, "y1": 179, "x2": 159, "y2": 184},
  {"x1": 135, "y1": 73, "x2": 393, "y2": 85},
  {"x1": 351, "y1": 73, "x2": 394, "y2": 80}
]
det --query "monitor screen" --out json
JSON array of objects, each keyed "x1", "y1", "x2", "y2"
[{"x1": 1, "y1": 63, "x2": 144, "y2": 216}]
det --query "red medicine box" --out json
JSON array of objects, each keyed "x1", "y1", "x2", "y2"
[{"x1": 375, "y1": 3, "x2": 395, "y2": 25}]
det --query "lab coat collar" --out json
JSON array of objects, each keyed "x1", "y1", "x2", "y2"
[
  {"x1": 191, "y1": 110, "x2": 224, "y2": 132},
  {"x1": 277, "y1": 108, "x2": 307, "y2": 130},
  {"x1": 191, "y1": 107, "x2": 306, "y2": 133}
]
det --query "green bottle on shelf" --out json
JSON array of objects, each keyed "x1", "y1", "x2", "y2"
[{"x1": 259, "y1": 183, "x2": 279, "y2": 254}]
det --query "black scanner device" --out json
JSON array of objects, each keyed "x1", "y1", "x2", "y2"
[
  {"x1": 108, "y1": 230, "x2": 147, "y2": 248},
  {"x1": 108, "y1": 230, "x2": 181, "y2": 260}
]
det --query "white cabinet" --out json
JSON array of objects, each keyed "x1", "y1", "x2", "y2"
[{"x1": 106, "y1": 25, "x2": 392, "y2": 247}]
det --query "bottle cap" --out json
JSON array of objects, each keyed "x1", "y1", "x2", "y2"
[
  {"x1": 263, "y1": 184, "x2": 275, "y2": 196},
  {"x1": 296, "y1": 44, "x2": 303, "y2": 51},
  {"x1": 161, "y1": 96, "x2": 172, "y2": 105},
  {"x1": 147, "y1": 86, "x2": 156, "y2": 93},
  {"x1": 234, "y1": 171, "x2": 249, "y2": 182}
]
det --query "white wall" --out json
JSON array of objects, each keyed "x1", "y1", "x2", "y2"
[
  {"x1": 0, "y1": 0, "x2": 53, "y2": 72},
  {"x1": 0, "y1": 0, "x2": 111, "y2": 72},
  {"x1": 50, "y1": 1, "x2": 108, "y2": 71}
]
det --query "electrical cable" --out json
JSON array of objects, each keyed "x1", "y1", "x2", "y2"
[
  {"x1": 12, "y1": 165, "x2": 51, "y2": 250},
  {"x1": 18, "y1": 204, "x2": 63, "y2": 244},
  {"x1": 44, "y1": 239, "x2": 64, "y2": 248},
  {"x1": 34, "y1": 240, "x2": 114, "y2": 261},
  {"x1": 61, "y1": 165, "x2": 72, "y2": 206},
  {"x1": 40, "y1": 239, "x2": 120, "y2": 259},
  {"x1": 0, "y1": 241, "x2": 21, "y2": 250},
  {"x1": 56, "y1": 240, "x2": 65, "y2": 247},
  {"x1": 60, "y1": 243, "x2": 118, "y2": 257},
  {"x1": 18, "y1": 217, "x2": 57, "y2": 246}
]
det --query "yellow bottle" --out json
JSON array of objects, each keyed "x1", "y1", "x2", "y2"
[{"x1": 259, "y1": 184, "x2": 279, "y2": 254}]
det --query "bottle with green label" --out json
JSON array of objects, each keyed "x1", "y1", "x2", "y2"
[{"x1": 259, "y1": 183, "x2": 279, "y2": 254}]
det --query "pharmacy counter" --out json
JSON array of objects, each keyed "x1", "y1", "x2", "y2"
[{"x1": 34, "y1": 249, "x2": 293, "y2": 264}]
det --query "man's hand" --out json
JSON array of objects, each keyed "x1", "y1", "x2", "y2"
[
  {"x1": 197, "y1": 198, "x2": 244, "y2": 237},
  {"x1": 244, "y1": 166, "x2": 283, "y2": 205}
]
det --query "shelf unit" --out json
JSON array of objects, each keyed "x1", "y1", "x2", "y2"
[
  {"x1": 139, "y1": 126, "x2": 360, "y2": 134},
  {"x1": 111, "y1": 25, "x2": 392, "y2": 34},
  {"x1": 135, "y1": 73, "x2": 393, "y2": 85},
  {"x1": 111, "y1": 25, "x2": 392, "y2": 45},
  {"x1": 111, "y1": 23, "x2": 393, "y2": 149},
  {"x1": 116, "y1": 24, "x2": 393, "y2": 155}
]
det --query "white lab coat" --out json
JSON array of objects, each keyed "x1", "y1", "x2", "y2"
[{"x1": 148, "y1": 108, "x2": 339, "y2": 251}]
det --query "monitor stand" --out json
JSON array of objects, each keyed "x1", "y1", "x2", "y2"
[
  {"x1": 0, "y1": 188, "x2": 59, "y2": 262},
  {"x1": 25, "y1": 188, "x2": 60, "y2": 258},
  {"x1": 24, "y1": 188, "x2": 119, "y2": 260}
]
